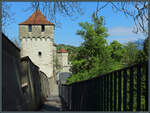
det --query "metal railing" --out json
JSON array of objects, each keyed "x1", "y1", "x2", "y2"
[{"x1": 59, "y1": 61, "x2": 148, "y2": 111}]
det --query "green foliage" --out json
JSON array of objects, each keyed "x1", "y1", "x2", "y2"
[
  {"x1": 67, "y1": 13, "x2": 115, "y2": 84},
  {"x1": 66, "y1": 12, "x2": 148, "y2": 85},
  {"x1": 121, "y1": 42, "x2": 139, "y2": 66},
  {"x1": 139, "y1": 37, "x2": 149, "y2": 62},
  {"x1": 125, "y1": 37, "x2": 149, "y2": 64},
  {"x1": 109, "y1": 40, "x2": 126, "y2": 62},
  {"x1": 143, "y1": 37, "x2": 149, "y2": 56},
  {"x1": 64, "y1": 12, "x2": 148, "y2": 111}
]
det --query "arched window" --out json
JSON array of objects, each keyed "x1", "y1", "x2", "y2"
[{"x1": 38, "y1": 51, "x2": 42, "y2": 56}]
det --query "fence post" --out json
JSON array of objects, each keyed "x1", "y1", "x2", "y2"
[
  {"x1": 129, "y1": 67, "x2": 133, "y2": 111},
  {"x1": 137, "y1": 64, "x2": 141, "y2": 111},
  {"x1": 104, "y1": 77, "x2": 107, "y2": 111},
  {"x1": 101, "y1": 77, "x2": 104, "y2": 111},
  {"x1": 118, "y1": 70, "x2": 122, "y2": 111},
  {"x1": 96, "y1": 78, "x2": 101, "y2": 111},
  {"x1": 110, "y1": 73, "x2": 113, "y2": 111},
  {"x1": 114, "y1": 72, "x2": 117, "y2": 111},
  {"x1": 107, "y1": 75, "x2": 110, "y2": 111},
  {"x1": 145, "y1": 62, "x2": 148, "y2": 111},
  {"x1": 70, "y1": 85, "x2": 72, "y2": 111},
  {"x1": 99, "y1": 77, "x2": 102, "y2": 111},
  {"x1": 123, "y1": 69, "x2": 127, "y2": 111}
]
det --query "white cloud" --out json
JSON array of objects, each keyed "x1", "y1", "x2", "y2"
[
  {"x1": 108, "y1": 27, "x2": 136, "y2": 36},
  {"x1": 107, "y1": 26, "x2": 146, "y2": 44},
  {"x1": 116, "y1": 37, "x2": 138, "y2": 42},
  {"x1": 106, "y1": 26, "x2": 146, "y2": 45}
]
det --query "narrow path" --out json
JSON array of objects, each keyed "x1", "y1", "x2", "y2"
[{"x1": 40, "y1": 96, "x2": 62, "y2": 111}]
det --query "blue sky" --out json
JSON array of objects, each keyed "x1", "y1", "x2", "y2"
[{"x1": 4, "y1": 2, "x2": 146, "y2": 46}]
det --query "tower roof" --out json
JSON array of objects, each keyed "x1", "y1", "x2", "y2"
[
  {"x1": 57, "y1": 48, "x2": 68, "y2": 53},
  {"x1": 19, "y1": 9, "x2": 54, "y2": 25}
]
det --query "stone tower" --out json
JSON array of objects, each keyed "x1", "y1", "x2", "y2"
[
  {"x1": 57, "y1": 48, "x2": 71, "y2": 72},
  {"x1": 19, "y1": 9, "x2": 54, "y2": 78}
]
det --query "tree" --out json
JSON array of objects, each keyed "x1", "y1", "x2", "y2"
[
  {"x1": 109, "y1": 40, "x2": 125, "y2": 62},
  {"x1": 96, "y1": 2, "x2": 148, "y2": 35},
  {"x1": 122, "y1": 42, "x2": 139, "y2": 66},
  {"x1": 2, "y1": 2, "x2": 15, "y2": 33},
  {"x1": 143, "y1": 37, "x2": 149, "y2": 57},
  {"x1": 136, "y1": 37, "x2": 149, "y2": 63},
  {"x1": 26, "y1": 1, "x2": 83, "y2": 27},
  {"x1": 67, "y1": 13, "x2": 114, "y2": 84}
]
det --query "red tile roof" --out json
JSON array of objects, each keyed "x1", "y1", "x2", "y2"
[
  {"x1": 19, "y1": 9, "x2": 54, "y2": 25},
  {"x1": 57, "y1": 48, "x2": 68, "y2": 53}
]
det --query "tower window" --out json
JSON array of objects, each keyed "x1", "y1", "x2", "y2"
[
  {"x1": 28, "y1": 25, "x2": 32, "y2": 32},
  {"x1": 38, "y1": 51, "x2": 42, "y2": 56},
  {"x1": 41, "y1": 25, "x2": 45, "y2": 32}
]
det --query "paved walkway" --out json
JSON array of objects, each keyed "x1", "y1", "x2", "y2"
[{"x1": 40, "y1": 96, "x2": 62, "y2": 111}]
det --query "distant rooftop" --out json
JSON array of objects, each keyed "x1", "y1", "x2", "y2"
[
  {"x1": 19, "y1": 9, "x2": 54, "y2": 25},
  {"x1": 57, "y1": 48, "x2": 68, "y2": 53}
]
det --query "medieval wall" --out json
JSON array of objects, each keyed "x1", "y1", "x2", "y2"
[
  {"x1": 39, "y1": 71, "x2": 51, "y2": 99},
  {"x1": 2, "y1": 33, "x2": 25, "y2": 111},
  {"x1": 2, "y1": 33, "x2": 50, "y2": 111},
  {"x1": 49, "y1": 76, "x2": 59, "y2": 96}
]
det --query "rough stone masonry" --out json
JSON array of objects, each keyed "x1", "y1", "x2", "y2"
[{"x1": 19, "y1": 9, "x2": 71, "y2": 78}]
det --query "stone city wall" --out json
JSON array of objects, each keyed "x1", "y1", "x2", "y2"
[
  {"x1": 39, "y1": 71, "x2": 51, "y2": 99},
  {"x1": 2, "y1": 33, "x2": 26, "y2": 111},
  {"x1": 49, "y1": 76, "x2": 59, "y2": 96},
  {"x1": 2, "y1": 33, "x2": 51, "y2": 111}
]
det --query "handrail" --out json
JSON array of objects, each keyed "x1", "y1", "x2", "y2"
[
  {"x1": 60, "y1": 61, "x2": 148, "y2": 111},
  {"x1": 63, "y1": 61, "x2": 148, "y2": 86}
]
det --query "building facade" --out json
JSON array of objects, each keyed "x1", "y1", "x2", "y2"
[
  {"x1": 19, "y1": 9, "x2": 71, "y2": 78},
  {"x1": 19, "y1": 10, "x2": 54, "y2": 78},
  {"x1": 57, "y1": 48, "x2": 71, "y2": 72}
]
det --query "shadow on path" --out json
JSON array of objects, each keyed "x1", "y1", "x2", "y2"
[
  {"x1": 39, "y1": 96, "x2": 62, "y2": 111},
  {"x1": 40, "y1": 104, "x2": 61, "y2": 111}
]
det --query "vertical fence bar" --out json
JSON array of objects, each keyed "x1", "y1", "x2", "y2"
[
  {"x1": 137, "y1": 64, "x2": 141, "y2": 111},
  {"x1": 123, "y1": 69, "x2": 127, "y2": 111},
  {"x1": 67, "y1": 86, "x2": 69, "y2": 109},
  {"x1": 118, "y1": 70, "x2": 122, "y2": 111},
  {"x1": 107, "y1": 75, "x2": 110, "y2": 111},
  {"x1": 114, "y1": 72, "x2": 117, "y2": 111},
  {"x1": 99, "y1": 78, "x2": 102, "y2": 111},
  {"x1": 129, "y1": 67, "x2": 133, "y2": 111},
  {"x1": 69, "y1": 85, "x2": 72, "y2": 111},
  {"x1": 96, "y1": 78, "x2": 101, "y2": 111},
  {"x1": 102, "y1": 77, "x2": 104, "y2": 111},
  {"x1": 110, "y1": 73, "x2": 113, "y2": 111},
  {"x1": 145, "y1": 62, "x2": 148, "y2": 111},
  {"x1": 64, "y1": 86, "x2": 67, "y2": 107},
  {"x1": 71, "y1": 85, "x2": 74, "y2": 111},
  {"x1": 69, "y1": 86, "x2": 71, "y2": 110},
  {"x1": 104, "y1": 77, "x2": 107, "y2": 111}
]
